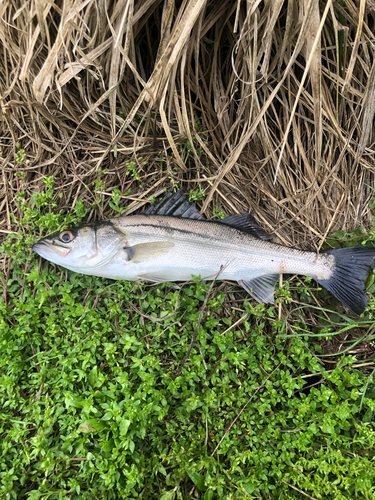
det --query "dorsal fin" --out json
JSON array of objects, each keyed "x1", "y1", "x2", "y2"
[
  {"x1": 143, "y1": 189, "x2": 205, "y2": 219},
  {"x1": 219, "y1": 214, "x2": 273, "y2": 240},
  {"x1": 143, "y1": 191, "x2": 272, "y2": 240}
]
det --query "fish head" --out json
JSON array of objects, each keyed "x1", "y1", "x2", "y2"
[{"x1": 32, "y1": 221, "x2": 127, "y2": 273}]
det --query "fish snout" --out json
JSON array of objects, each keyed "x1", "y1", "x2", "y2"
[
  {"x1": 32, "y1": 241, "x2": 71, "y2": 259},
  {"x1": 32, "y1": 242, "x2": 43, "y2": 255}
]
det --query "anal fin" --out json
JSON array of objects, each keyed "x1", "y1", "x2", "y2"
[
  {"x1": 137, "y1": 270, "x2": 177, "y2": 282},
  {"x1": 238, "y1": 274, "x2": 280, "y2": 304}
]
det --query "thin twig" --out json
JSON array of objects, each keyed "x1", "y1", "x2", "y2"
[{"x1": 281, "y1": 480, "x2": 318, "y2": 500}]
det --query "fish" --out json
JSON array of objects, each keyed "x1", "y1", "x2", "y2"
[{"x1": 32, "y1": 189, "x2": 375, "y2": 315}]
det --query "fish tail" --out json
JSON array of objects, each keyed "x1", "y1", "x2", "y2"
[{"x1": 317, "y1": 246, "x2": 375, "y2": 315}]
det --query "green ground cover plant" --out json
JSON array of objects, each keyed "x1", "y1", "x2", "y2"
[{"x1": 1, "y1": 181, "x2": 375, "y2": 499}]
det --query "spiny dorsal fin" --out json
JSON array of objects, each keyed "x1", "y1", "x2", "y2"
[
  {"x1": 238, "y1": 274, "x2": 280, "y2": 304},
  {"x1": 143, "y1": 189, "x2": 205, "y2": 220},
  {"x1": 220, "y1": 214, "x2": 273, "y2": 240}
]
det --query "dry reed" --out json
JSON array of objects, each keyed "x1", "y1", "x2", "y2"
[{"x1": 1, "y1": 0, "x2": 375, "y2": 252}]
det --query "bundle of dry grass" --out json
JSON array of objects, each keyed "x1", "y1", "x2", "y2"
[{"x1": 1, "y1": 0, "x2": 375, "y2": 249}]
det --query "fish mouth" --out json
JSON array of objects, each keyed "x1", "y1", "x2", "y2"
[{"x1": 32, "y1": 241, "x2": 71, "y2": 259}]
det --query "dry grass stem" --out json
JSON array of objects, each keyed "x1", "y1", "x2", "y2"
[{"x1": 1, "y1": 0, "x2": 375, "y2": 252}]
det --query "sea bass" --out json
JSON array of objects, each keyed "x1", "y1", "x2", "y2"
[{"x1": 32, "y1": 190, "x2": 375, "y2": 315}]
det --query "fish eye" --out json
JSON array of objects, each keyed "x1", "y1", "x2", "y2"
[{"x1": 59, "y1": 230, "x2": 74, "y2": 243}]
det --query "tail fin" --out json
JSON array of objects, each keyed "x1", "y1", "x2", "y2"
[{"x1": 317, "y1": 246, "x2": 375, "y2": 315}]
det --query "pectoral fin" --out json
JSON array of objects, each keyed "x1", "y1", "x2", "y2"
[
  {"x1": 123, "y1": 241, "x2": 174, "y2": 263},
  {"x1": 238, "y1": 274, "x2": 279, "y2": 304}
]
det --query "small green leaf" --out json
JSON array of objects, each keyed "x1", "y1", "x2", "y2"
[
  {"x1": 88, "y1": 366, "x2": 98, "y2": 388},
  {"x1": 120, "y1": 418, "x2": 131, "y2": 436},
  {"x1": 243, "y1": 482, "x2": 257, "y2": 494},
  {"x1": 187, "y1": 471, "x2": 206, "y2": 492},
  {"x1": 362, "y1": 409, "x2": 373, "y2": 423},
  {"x1": 160, "y1": 488, "x2": 177, "y2": 500},
  {"x1": 204, "y1": 489, "x2": 214, "y2": 500},
  {"x1": 78, "y1": 419, "x2": 105, "y2": 433},
  {"x1": 27, "y1": 492, "x2": 43, "y2": 500}
]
